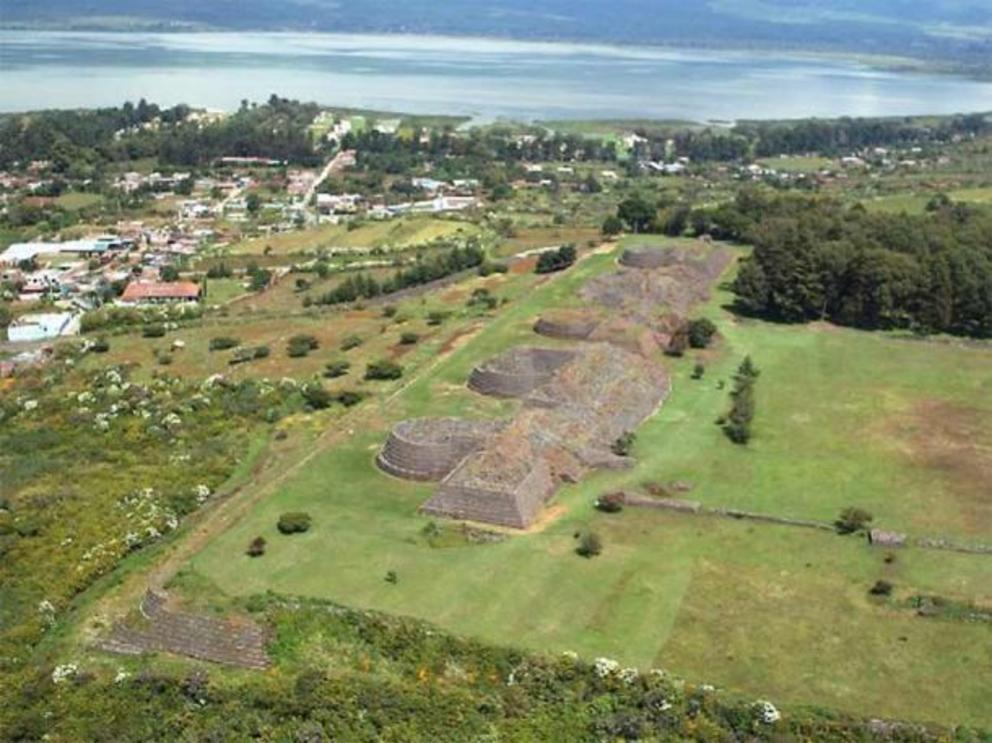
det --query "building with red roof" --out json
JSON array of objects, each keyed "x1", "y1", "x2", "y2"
[{"x1": 120, "y1": 281, "x2": 202, "y2": 304}]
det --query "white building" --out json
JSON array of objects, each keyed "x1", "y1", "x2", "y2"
[{"x1": 6, "y1": 312, "x2": 80, "y2": 343}]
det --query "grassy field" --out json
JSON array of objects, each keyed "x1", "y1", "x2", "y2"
[
  {"x1": 188, "y1": 238, "x2": 992, "y2": 726},
  {"x1": 864, "y1": 186, "x2": 992, "y2": 214},
  {"x1": 228, "y1": 217, "x2": 481, "y2": 256},
  {"x1": 757, "y1": 155, "x2": 834, "y2": 173},
  {"x1": 54, "y1": 192, "x2": 105, "y2": 211}
]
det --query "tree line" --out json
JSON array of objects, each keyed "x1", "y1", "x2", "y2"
[
  {"x1": 310, "y1": 244, "x2": 484, "y2": 306},
  {"x1": 700, "y1": 189, "x2": 992, "y2": 338}
]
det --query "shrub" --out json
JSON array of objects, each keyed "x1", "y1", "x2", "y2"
[
  {"x1": 426, "y1": 311, "x2": 450, "y2": 326},
  {"x1": 277, "y1": 512, "x2": 312, "y2": 535},
  {"x1": 536, "y1": 244, "x2": 577, "y2": 274},
  {"x1": 611, "y1": 432, "x2": 636, "y2": 457},
  {"x1": 340, "y1": 335, "x2": 363, "y2": 351},
  {"x1": 246, "y1": 536, "x2": 266, "y2": 557},
  {"x1": 467, "y1": 288, "x2": 498, "y2": 310},
  {"x1": 90, "y1": 337, "x2": 110, "y2": 353},
  {"x1": 335, "y1": 390, "x2": 364, "y2": 407},
  {"x1": 382, "y1": 305, "x2": 398, "y2": 318},
  {"x1": 324, "y1": 360, "x2": 351, "y2": 378},
  {"x1": 156, "y1": 352, "x2": 173, "y2": 366},
  {"x1": 595, "y1": 493, "x2": 625, "y2": 513},
  {"x1": 691, "y1": 362, "x2": 705, "y2": 380},
  {"x1": 254, "y1": 345, "x2": 270, "y2": 359},
  {"x1": 836, "y1": 507, "x2": 873, "y2": 535},
  {"x1": 602, "y1": 214, "x2": 623, "y2": 237},
  {"x1": 365, "y1": 359, "x2": 403, "y2": 381},
  {"x1": 209, "y1": 336, "x2": 240, "y2": 351},
  {"x1": 399, "y1": 332, "x2": 419, "y2": 345},
  {"x1": 142, "y1": 324, "x2": 166, "y2": 338},
  {"x1": 478, "y1": 261, "x2": 509, "y2": 276},
  {"x1": 869, "y1": 579, "x2": 893, "y2": 596},
  {"x1": 287, "y1": 334, "x2": 319, "y2": 358},
  {"x1": 687, "y1": 318, "x2": 718, "y2": 349},
  {"x1": 301, "y1": 384, "x2": 333, "y2": 410},
  {"x1": 384, "y1": 570, "x2": 398, "y2": 584},
  {"x1": 577, "y1": 532, "x2": 602, "y2": 558}
]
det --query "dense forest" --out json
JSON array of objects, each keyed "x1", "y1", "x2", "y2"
[{"x1": 692, "y1": 190, "x2": 992, "y2": 337}]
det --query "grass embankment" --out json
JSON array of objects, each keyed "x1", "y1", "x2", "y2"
[{"x1": 189, "y1": 237, "x2": 992, "y2": 726}]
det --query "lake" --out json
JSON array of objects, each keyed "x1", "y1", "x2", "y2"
[{"x1": 2, "y1": 31, "x2": 991, "y2": 121}]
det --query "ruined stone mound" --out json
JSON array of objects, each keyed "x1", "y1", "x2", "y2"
[
  {"x1": 423, "y1": 427, "x2": 556, "y2": 529},
  {"x1": 97, "y1": 590, "x2": 269, "y2": 669},
  {"x1": 534, "y1": 309, "x2": 600, "y2": 340},
  {"x1": 619, "y1": 246, "x2": 682, "y2": 269},
  {"x1": 377, "y1": 417, "x2": 504, "y2": 481},
  {"x1": 468, "y1": 346, "x2": 576, "y2": 398},
  {"x1": 582, "y1": 247, "x2": 734, "y2": 319}
]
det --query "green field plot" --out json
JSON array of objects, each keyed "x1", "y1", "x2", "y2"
[
  {"x1": 230, "y1": 217, "x2": 480, "y2": 256},
  {"x1": 189, "y1": 238, "x2": 992, "y2": 727}
]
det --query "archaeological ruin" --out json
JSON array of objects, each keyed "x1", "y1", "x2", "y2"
[{"x1": 377, "y1": 240, "x2": 730, "y2": 529}]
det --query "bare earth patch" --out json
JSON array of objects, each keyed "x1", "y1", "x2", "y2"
[{"x1": 889, "y1": 399, "x2": 992, "y2": 533}]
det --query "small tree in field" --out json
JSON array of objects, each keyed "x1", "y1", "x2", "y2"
[
  {"x1": 577, "y1": 532, "x2": 603, "y2": 558},
  {"x1": 835, "y1": 507, "x2": 873, "y2": 535},
  {"x1": 246, "y1": 536, "x2": 266, "y2": 557}
]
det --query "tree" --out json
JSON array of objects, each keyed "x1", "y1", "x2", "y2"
[
  {"x1": 365, "y1": 359, "x2": 403, "y2": 380},
  {"x1": 835, "y1": 507, "x2": 873, "y2": 535},
  {"x1": 602, "y1": 214, "x2": 623, "y2": 237},
  {"x1": 577, "y1": 532, "x2": 603, "y2": 558},
  {"x1": 617, "y1": 195, "x2": 655, "y2": 233},
  {"x1": 160, "y1": 265, "x2": 180, "y2": 282},
  {"x1": 687, "y1": 318, "x2": 718, "y2": 349},
  {"x1": 245, "y1": 193, "x2": 262, "y2": 215},
  {"x1": 536, "y1": 244, "x2": 577, "y2": 274},
  {"x1": 301, "y1": 383, "x2": 333, "y2": 410},
  {"x1": 287, "y1": 334, "x2": 319, "y2": 358},
  {"x1": 246, "y1": 536, "x2": 266, "y2": 557}
]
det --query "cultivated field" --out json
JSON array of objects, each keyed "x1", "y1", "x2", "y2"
[{"x1": 188, "y1": 238, "x2": 992, "y2": 726}]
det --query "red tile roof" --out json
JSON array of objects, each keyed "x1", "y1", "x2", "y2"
[{"x1": 121, "y1": 281, "x2": 201, "y2": 301}]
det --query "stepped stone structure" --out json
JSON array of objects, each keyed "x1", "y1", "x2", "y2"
[
  {"x1": 377, "y1": 417, "x2": 505, "y2": 481},
  {"x1": 97, "y1": 590, "x2": 269, "y2": 669},
  {"x1": 534, "y1": 309, "x2": 600, "y2": 340},
  {"x1": 468, "y1": 346, "x2": 576, "y2": 398},
  {"x1": 619, "y1": 246, "x2": 676, "y2": 269},
  {"x1": 377, "y1": 241, "x2": 730, "y2": 529}
]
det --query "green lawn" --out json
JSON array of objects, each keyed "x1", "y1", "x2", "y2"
[
  {"x1": 190, "y1": 238, "x2": 992, "y2": 726},
  {"x1": 757, "y1": 155, "x2": 834, "y2": 173}
]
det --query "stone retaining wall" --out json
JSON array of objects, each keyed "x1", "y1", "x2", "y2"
[
  {"x1": 377, "y1": 417, "x2": 504, "y2": 482},
  {"x1": 468, "y1": 347, "x2": 576, "y2": 399},
  {"x1": 97, "y1": 591, "x2": 269, "y2": 669}
]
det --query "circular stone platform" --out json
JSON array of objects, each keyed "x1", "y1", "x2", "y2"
[
  {"x1": 377, "y1": 417, "x2": 505, "y2": 482},
  {"x1": 468, "y1": 346, "x2": 576, "y2": 398}
]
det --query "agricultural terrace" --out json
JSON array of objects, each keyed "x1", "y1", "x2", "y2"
[{"x1": 187, "y1": 236, "x2": 992, "y2": 727}]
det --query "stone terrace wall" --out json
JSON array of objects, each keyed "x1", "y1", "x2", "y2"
[
  {"x1": 619, "y1": 246, "x2": 676, "y2": 269},
  {"x1": 468, "y1": 346, "x2": 576, "y2": 399},
  {"x1": 97, "y1": 591, "x2": 269, "y2": 669},
  {"x1": 425, "y1": 455, "x2": 555, "y2": 529},
  {"x1": 534, "y1": 311, "x2": 600, "y2": 340},
  {"x1": 377, "y1": 417, "x2": 505, "y2": 482}
]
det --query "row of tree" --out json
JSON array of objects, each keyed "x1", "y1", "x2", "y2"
[{"x1": 312, "y1": 244, "x2": 484, "y2": 305}]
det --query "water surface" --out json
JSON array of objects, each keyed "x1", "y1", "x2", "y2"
[{"x1": 1, "y1": 32, "x2": 991, "y2": 121}]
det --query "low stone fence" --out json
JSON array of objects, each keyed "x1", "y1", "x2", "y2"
[{"x1": 621, "y1": 494, "x2": 992, "y2": 553}]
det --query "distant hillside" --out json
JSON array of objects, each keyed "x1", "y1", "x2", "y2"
[{"x1": 1, "y1": 0, "x2": 990, "y2": 67}]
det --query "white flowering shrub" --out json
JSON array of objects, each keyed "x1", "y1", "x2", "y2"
[
  {"x1": 755, "y1": 700, "x2": 781, "y2": 724},
  {"x1": 52, "y1": 663, "x2": 79, "y2": 684}
]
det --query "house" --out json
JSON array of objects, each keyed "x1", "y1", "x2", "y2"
[
  {"x1": 6, "y1": 312, "x2": 81, "y2": 343},
  {"x1": 316, "y1": 193, "x2": 363, "y2": 214},
  {"x1": 120, "y1": 281, "x2": 202, "y2": 305}
]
